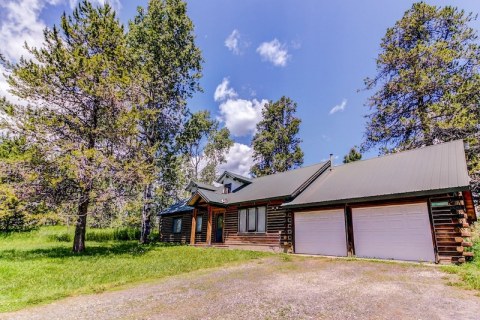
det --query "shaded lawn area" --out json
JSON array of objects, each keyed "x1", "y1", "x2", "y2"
[{"x1": 0, "y1": 227, "x2": 270, "y2": 312}]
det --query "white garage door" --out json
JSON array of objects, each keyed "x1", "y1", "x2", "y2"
[
  {"x1": 294, "y1": 209, "x2": 347, "y2": 256},
  {"x1": 353, "y1": 203, "x2": 435, "y2": 262}
]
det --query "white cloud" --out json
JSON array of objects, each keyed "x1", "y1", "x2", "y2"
[
  {"x1": 0, "y1": 0, "x2": 120, "y2": 102},
  {"x1": 0, "y1": 0, "x2": 62, "y2": 102},
  {"x1": 329, "y1": 99, "x2": 347, "y2": 115},
  {"x1": 219, "y1": 98, "x2": 267, "y2": 137},
  {"x1": 256, "y1": 39, "x2": 290, "y2": 67},
  {"x1": 218, "y1": 143, "x2": 254, "y2": 177},
  {"x1": 225, "y1": 29, "x2": 240, "y2": 54},
  {"x1": 215, "y1": 78, "x2": 267, "y2": 137},
  {"x1": 214, "y1": 78, "x2": 238, "y2": 102},
  {"x1": 0, "y1": 0, "x2": 59, "y2": 62},
  {"x1": 224, "y1": 29, "x2": 250, "y2": 55}
]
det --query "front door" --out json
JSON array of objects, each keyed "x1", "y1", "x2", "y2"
[{"x1": 215, "y1": 214, "x2": 224, "y2": 243}]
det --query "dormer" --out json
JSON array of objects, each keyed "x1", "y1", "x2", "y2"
[
  {"x1": 216, "y1": 171, "x2": 252, "y2": 194},
  {"x1": 185, "y1": 181, "x2": 218, "y2": 195}
]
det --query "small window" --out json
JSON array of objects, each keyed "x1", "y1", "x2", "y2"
[
  {"x1": 224, "y1": 183, "x2": 232, "y2": 194},
  {"x1": 196, "y1": 215, "x2": 203, "y2": 233},
  {"x1": 172, "y1": 218, "x2": 182, "y2": 234}
]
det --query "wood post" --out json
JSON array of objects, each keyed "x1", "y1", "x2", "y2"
[
  {"x1": 190, "y1": 208, "x2": 197, "y2": 245},
  {"x1": 206, "y1": 206, "x2": 213, "y2": 245}
]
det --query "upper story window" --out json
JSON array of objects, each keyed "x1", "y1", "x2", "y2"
[
  {"x1": 223, "y1": 183, "x2": 232, "y2": 194},
  {"x1": 172, "y1": 218, "x2": 182, "y2": 234},
  {"x1": 238, "y1": 206, "x2": 266, "y2": 233}
]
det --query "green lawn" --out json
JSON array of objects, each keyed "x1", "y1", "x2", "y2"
[
  {"x1": 0, "y1": 226, "x2": 270, "y2": 312},
  {"x1": 442, "y1": 223, "x2": 480, "y2": 291}
]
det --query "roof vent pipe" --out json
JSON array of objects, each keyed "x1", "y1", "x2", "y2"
[{"x1": 329, "y1": 153, "x2": 333, "y2": 171}]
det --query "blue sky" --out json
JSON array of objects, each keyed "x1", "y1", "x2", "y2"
[{"x1": 2, "y1": 0, "x2": 480, "y2": 176}]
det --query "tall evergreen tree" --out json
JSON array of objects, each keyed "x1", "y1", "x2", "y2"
[
  {"x1": 251, "y1": 96, "x2": 304, "y2": 177},
  {"x1": 343, "y1": 147, "x2": 362, "y2": 164},
  {"x1": 2, "y1": 1, "x2": 141, "y2": 252},
  {"x1": 128, "y1": 0, "x2": 202, "y2": 243},
  {"x1": 363, "y1": 2, "x2": 480, "y2": 193}
]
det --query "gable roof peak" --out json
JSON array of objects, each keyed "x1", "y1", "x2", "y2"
[{"x1": 216, "y1": 171, "x2": 253, "y2": 184}]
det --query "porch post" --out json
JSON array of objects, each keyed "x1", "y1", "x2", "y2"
[
  {"x1": 190, "y1": 208, "x2": 197, "y2": 245},
  {"x1": 206, "y1": 206, "x2": 213, "y2": 245}
]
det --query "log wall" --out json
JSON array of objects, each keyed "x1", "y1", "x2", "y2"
[
  {"x1": 223, "y1": 203, "x2": 292, "y2": 252},
  {"x1": 430, "y1": 192, "x2": 474, "y2": 264},
  {"x1": 160, "y1": 212, "x2": 192, "y2": 243}
]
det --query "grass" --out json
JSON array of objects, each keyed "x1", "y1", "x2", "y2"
[
  {"x1": 441, "y1": 222, "x2": 480, "y2": 291},
  {"x1": 0, "y1": 226, "x2": 270, "y2": 313}
]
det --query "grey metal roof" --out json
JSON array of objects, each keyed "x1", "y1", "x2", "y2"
[
  {"x1": 190, "y1": 161, "x2": 330, "y2": 206},
  {"x1": 159, "y1": 199, "x2": 193, "y2": 216},
  {"x1": 284, "y1": 140, "x2": 471, "y2": 208}
]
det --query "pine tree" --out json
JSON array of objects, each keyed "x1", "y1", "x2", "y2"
[
  {"x1": 251, "y1": 96, "x2": 304, "y2": 177},
  {"x1": 363, "y1": 2, "x2": 480, "y2": 194},
  {"x1": 3, "y1": 1, "x2": 141, "y2": 252},
  {"x1": 343, "y1": 147, "x2": 362, "y2": 164},
  {"x1": 128, "y1": 0, "x2": 203, "y2": 243}
]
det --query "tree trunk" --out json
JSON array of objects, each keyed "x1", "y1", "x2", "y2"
[
  {"x1": 73, "y1": 187, "x2": 91, "y2": 253},
  {"x1": 140, "y1": 183, "x2": 154, "y2": 244}
]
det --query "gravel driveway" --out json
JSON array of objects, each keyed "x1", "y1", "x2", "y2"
[{"x1": 2, "y1": 255, "x2": 480, "y2": 320}]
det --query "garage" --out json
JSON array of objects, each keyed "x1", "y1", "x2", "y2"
[
  {"x1": 352, "y1": 203, "x2": 435, "y2": 262},
  {"x1": 294, "y1": 209, "x2": 347, "y2": 256}
]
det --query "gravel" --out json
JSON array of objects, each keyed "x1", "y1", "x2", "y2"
[{"x1": 2, "y1": 255, "x2": 480, "y2": 320}]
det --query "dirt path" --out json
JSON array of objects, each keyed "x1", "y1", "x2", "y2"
[{"x1": 2, "y1": 256, "x2": 480, "y2": 320}]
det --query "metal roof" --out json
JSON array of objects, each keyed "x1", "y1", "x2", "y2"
[
  {"x1": 159, "y1": 199, "x2": 193, "y2": 216},
  {"x1": 189, "y1": 161, "x2": 330, "y2": 206},
  {"x1": 284, "y1": 140, "x2": 471, "y2": 208}
]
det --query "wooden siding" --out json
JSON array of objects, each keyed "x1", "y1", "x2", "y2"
[
  {"x1": 223, "y1": 203, "x2": 292, "y2": 251},
  {"x1": 462, "y1": 190, "x2": 477, "y2": 223},
  {"x1": 160, "y1": 212, "x2": 192, "y2": 243},
  {"x1": 430, "y1": 193, "x2": 474, "y2": 264},
  {"x1": 194, "y1": 209, "x2": 208, "y2": 243}
]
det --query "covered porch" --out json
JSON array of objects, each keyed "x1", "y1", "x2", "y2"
[{"x1": 188, "y1": 193, "x2": 226, "y2": 246}]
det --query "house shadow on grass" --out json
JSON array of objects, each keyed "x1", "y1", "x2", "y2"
[{"x1": 0, "y1": 242, "x2": 176, "y2": 261}]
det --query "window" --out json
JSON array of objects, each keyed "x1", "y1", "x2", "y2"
[
  {"x1": 224, "y1": 183, "x2": 232, "y2": 194},
  {"x1": 239, "y1": 209, "x2": 247, "y2": 233},
  {"x1": 238, "y1": 206, "x2": 267, "y2": 233},
  {"x1": 196, "y1": 215, "x2": 203, "y2": 233},
  {"x1": 248, "y1": 208, "x2": 256, "y2": 231},
  {"x1": 172, "y1": 218, "x2": 182, "y2": 234},
  {"x1": 257, "y1": 207, "x2": 266, "y2": 233}
]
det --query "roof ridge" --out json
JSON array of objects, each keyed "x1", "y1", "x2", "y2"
[
  {"x1": 334, "y1": 139, "x2": 463, "y2": 169},
  {"x1": 252, "y1": 161, "x2": 328, "y2": 181}
]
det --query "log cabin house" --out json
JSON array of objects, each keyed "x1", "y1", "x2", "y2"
[{"x1": 159, "y1": 140, "x2": 477, "y2": 264}]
